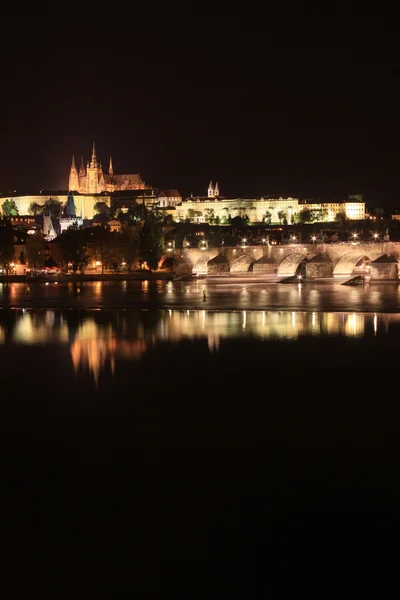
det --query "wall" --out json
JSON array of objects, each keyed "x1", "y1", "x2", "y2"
[{"x1": 1, "y1": 194, "x2": 110, "y2": 220}]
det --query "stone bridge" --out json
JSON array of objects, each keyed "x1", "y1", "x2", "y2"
[{"x1": 159, "y1": 241, "x2": 400, "y2": 279}]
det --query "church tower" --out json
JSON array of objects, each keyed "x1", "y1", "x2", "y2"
[
  {"x1": 208, "y1": 181, "x2": 214, "y2": 197},
  {"x1": 79, "y1": 157, "x2": 85, "y2": 177},
  {"x1": 69, "y1": 155, "x2": 79, "y2": 192},
  {"x1": 109, "y1": 156, "x2": 114, "y2": 177},
  {"x1": 87, "y1": 142, "x2": 100, "y2": 193},
  {"x1": 214, "y1": 182, "x2": 219, "y2": 197}
]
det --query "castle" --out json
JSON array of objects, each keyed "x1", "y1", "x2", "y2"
[{"x1": 69, "y1": 142, "x2": 146, "y2": 194}]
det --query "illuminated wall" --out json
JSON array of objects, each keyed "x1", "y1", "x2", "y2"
[{"x1": 0, "y1": 193, "x2": 110, "y2": 220}]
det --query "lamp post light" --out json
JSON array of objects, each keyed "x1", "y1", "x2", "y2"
[
  {"x1": 311, "y1": 235, "x2": 317, "y2": 243},
  {"x1": 373, "y1": 233, "x2": 379, "y2": 241},
  {"x1": 167, "y1": 241, "x2": 176, "y2": 274}
]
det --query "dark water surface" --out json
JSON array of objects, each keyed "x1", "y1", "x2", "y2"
[{"x1": 1, "y1": 281, "x2": 400, "y2": 593}]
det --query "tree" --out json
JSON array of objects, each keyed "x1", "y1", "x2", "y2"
[
  {"x1": 89, "y1": 226, "x2": 115, "y2": 274},
  {"x1": 26, "y1": 232, "x2": 48, "y2": 271},
  {"x1": 119, "y1": 228, "x2": 140, "y2": 272},
  {"x1": 299, "y1": 209, "x2": 312, "y2": 224},
  {"x1": 335, "y1": 211, "x2": 347, "y2": 225},
  {"x1": 263, "y1": 211, "x2": 272, "y2": 225},
  {"x1": 59, "y1": 223, "x2": 89, "y2": 273},
  {"x1": 229, "y1": 215, "x2": 248, "y2": 233},
  {"x1": 205, "y1": 208, "x2": 215, "y2": 224},
  {"x1": 0, "y1": 218, "x2": 15, "y2": 275},
  {"x1": 1, "y1": 200, "x2": 19, "y2": 216},
  {"x1": 139, "y1": 211, "x2": 164, "y2": 271},
  {"x1": 29, "y1": 201, "x2": 43, "y2": 215},
  {"x1": 278, "y1": 210, "x2": 286, "y2": 224},
  {"x1": 43, "y1": 198, "x2": 62, "y2": 218},
  {"x1": 94, "y1": 201, "x2": 112, "y2": 217}
]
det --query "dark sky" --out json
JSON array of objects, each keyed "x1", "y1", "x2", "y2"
[{"x1": 1, "y1": 8, "x2": 399, "y2": 211}]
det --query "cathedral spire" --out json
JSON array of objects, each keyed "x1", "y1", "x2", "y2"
[
  {"x1": 90, "y1": 142, "x2": 97, "y2": 168},
  {"x1": 79, "y1": 156, "x2": 85, "y2": 177},
  {"x1": 109, "y1": 156, "x2": 114, "y2": 177},
  {"x1": 69, "y1": 154, "x2": 79, "y2": 191}
]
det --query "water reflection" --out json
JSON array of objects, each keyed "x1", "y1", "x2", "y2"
[{"x1": 1, "y1": 308, "x2": 400, "y2": 381}]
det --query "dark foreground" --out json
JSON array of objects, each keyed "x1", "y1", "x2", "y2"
[{"x1": 2, "y1": 317, "x2": 400, "y2": 595}]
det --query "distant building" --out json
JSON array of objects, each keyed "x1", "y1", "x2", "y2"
[
  {"x1": 176, "y1": 182, "x2": 299, "y2": 224},
  {"x1": 9, "y1": 215, "x2": 36, "y2": 229},
  {"x1": 176, "y1": 184, "x2": 366, "y2": 224},
  {"x1": 69, "y1": 142, "x2": 146, "y2": 194},
  {"x1": 156, "y1": 189, "x2": 182, "y2": 207},
  {"x1": 299, "y1": 196, "x2": 366, "y2": 221}
]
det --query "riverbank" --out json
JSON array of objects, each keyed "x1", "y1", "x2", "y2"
[{"x1": 0, "y1": 271, "x2": 175, "y2": 283}]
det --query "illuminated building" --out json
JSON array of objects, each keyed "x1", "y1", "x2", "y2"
[
  {"x1": 176, "y1": 184, "x2": 366, "y2": 224},
  {"x1": 69, "y1": 142, "x2": 146, "y2": 194}
]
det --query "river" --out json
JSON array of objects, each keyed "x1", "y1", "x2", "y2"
[{"x1": 1, "y1": 279, "x2": 399, "y2": 593}]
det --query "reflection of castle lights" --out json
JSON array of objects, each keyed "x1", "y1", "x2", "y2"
[
  {"x1": 312, "y1": 312, "x2": 316, "y2": 327},
  {"x1": 374, "y1": 313, "x2": 377, "y2": 335},
  {"x1": 242, "y1": 311, "x2": 246, "y2": 330}
]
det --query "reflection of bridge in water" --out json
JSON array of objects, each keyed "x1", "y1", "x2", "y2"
[
  {"x1": 161, "y1": 242, "x2": 400, "y2": 279},
  {"x1": 1, "y1": 309, "x2": 398, "y2": 381}
]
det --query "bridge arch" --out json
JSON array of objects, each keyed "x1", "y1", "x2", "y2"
[
  {"x1": 230, "y1": 253, "x2": 255, "y2": 273},
  {"x1": 277, "y1": 253, "x2": 308, "y2": 277},
  {"x1": 192, "y1": 255, "x2": 210, "y2": 275},
  {"x1": 333, "y1": 253, "x2": 372, "y2": 277}
]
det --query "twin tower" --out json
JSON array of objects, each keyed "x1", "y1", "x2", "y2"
[{"x1": 208, "y1": 181, "x2": 220, "y2": 197}]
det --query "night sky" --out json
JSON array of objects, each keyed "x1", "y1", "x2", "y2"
[{"x1": 1, "y1": 9, "x2": 399, "y2": 211}]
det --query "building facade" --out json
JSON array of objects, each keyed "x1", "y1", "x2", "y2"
[
  {"x1": 176, "y1": 184, "x2": 366, "y2": 224},
  {"x1": 69, "y1": 143, "x2": 146, "y2": 194},
  {"x1": 0, "y1": 192, "x2": 108, "y2": 221}
]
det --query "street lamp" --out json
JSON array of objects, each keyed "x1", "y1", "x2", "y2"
[
  {"x1": 373, "y1": 233, "x2": 379, "y2": 241},
  {"x1": 311, "y1": 235, "x2": 317, "y2": 243},
  {"x1": 167, "y1": 241, "x2": 176, "y2": 273}
]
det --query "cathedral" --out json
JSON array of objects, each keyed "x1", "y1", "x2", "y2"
[{"x1": 69, "y1": 142, "x2": 146, "y2": 194}]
